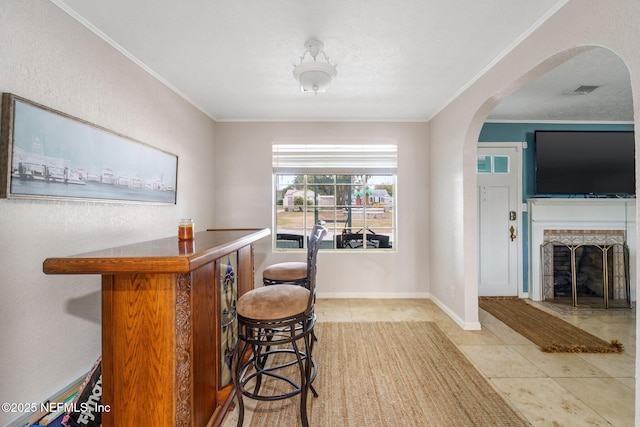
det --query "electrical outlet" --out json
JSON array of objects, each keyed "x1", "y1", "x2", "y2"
[{"x1": 450, "y1": 287, "x2": 455, "y2": 298}]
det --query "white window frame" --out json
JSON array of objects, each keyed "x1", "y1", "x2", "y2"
[{"x1": 273, "y1": 143, "x2": 397, "y2": 252}]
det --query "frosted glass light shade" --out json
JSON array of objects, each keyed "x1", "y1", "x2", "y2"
[
  {"x1": 292, "y1": 40, "x2": 337, "y2": 93},
  {"x1": 294, "y1": 65, "x2": 336, "y2": 93}
]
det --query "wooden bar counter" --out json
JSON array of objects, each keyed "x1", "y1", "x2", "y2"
[{"x1": 43, "y1": 228, "x2": 270, "y2": 427}]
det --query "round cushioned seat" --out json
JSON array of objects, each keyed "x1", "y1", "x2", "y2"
[
  {"x1": 262, "y1": 262, "x2": 307, "y2": 283},
  {"x1": 234, "y1": 223, "x2": 327, "y2": 427},
  {"x1": 237, "y1": 284, "x2": 310, "y2": 321}
]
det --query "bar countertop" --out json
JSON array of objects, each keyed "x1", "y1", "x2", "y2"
[{"x1": 43, "y1": 228, "x2": 270, "y2": 275}]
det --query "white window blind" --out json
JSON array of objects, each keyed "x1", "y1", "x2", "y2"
[{"x1": 272, "y1": 143, "x2": 397, "y2": 175}]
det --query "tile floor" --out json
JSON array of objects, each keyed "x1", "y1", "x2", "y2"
[{"x1": 223, "y1": 298, "x2": 636, "y2": 427}]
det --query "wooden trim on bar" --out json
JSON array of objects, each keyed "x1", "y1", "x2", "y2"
[{"x1": 43, "y1": 228, "x2": 270, "y2": 275}]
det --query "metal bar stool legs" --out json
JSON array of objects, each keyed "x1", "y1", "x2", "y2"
[
  {"x1": 233, "y1": 312, "x2": 317, "y2": 427},
  {"x1": 233, "y1": 223, "x2": 327, "y2": 427}
]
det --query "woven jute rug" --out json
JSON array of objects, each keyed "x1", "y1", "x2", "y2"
[
  {"x1": 479, "y1": 297, "x2": 624, "y2": 353},
  {"x1": 246, "y1": 321, "x2": 530, "y2": 427}
]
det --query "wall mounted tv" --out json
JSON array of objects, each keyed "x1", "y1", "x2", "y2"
[{"x1": 535, "y1": 131, "x2": 635, "y2": 196}]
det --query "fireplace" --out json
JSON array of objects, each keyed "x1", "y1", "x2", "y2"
[
  {"x1": 528, "y1": 199, "x2": 636, "y2": 305},
  {"x1": 541, "y1": 230, "x2": 631, "y2": 308}
]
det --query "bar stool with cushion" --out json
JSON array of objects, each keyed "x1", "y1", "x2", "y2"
[
  {"x1": 233, "y1": 222, "x2": 327, "y2": 427},
  {"x1": 262, "y1": 261, "x2": 308, "y2": 287},
  {"x1": 263, "y1": 225, "x2": 325, "y2": 288}
]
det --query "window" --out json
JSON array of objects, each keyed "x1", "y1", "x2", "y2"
[
  {"x1": 273, "y1": 144, "x2": 397, "y2": 251},
  {"x1": 477, "y1": 154, "x2": 510, "y2": 174}
]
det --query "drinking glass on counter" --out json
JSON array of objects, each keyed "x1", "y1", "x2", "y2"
[{"x1": 178, "y1": 218, "x2": 194, "y2": 240}]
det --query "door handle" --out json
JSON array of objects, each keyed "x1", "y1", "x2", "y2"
[{"x1": 510, "y1": 226, "x2": 516, "y2": 241}]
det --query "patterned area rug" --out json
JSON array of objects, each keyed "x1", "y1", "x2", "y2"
[
  {"x1": 246, "y1": 321, "x2": 530, "y2": 427},
  {"x1": 479, "y1": 297, "x2": 624, "y2": 353}
]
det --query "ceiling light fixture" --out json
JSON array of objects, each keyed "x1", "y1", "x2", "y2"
[{"x1": 293, "y1": 40, "x2": 337, "y2": 94}]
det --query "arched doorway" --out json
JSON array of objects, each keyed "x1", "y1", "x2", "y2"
[{"x1": 476, "y1": 46, "x2": 635, "y2": 303}]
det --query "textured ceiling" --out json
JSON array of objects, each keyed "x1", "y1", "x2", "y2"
[
  {"x1": 51, "y1": 0, "x2": 632, "y2": 122},
  {"x1": 488, "y1": 47, "x2": 633, "y2": 122}
]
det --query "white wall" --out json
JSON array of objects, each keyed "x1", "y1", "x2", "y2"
[
  {"x1": 2, "y1": 0, "x2": 639, "y2": 424},
  {"x1": 214, "y1": 122, "x2": 429, "y2": 298},
  {"x1": 0, "y1": 1, "x2": 216, "y2": 424},
  {"x1": 428, "y1": 0, "x2": 639, "y2": 416}
]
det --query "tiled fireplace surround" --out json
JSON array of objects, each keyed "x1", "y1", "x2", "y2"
[{"x1": 528, "y1": 199, "x2": 636, "y2": 303}]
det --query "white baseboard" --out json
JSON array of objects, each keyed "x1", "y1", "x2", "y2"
[
  {"x1": 430, "y1": 295, "x2": 481, "y2": 331},
  {"x1": 2, "y1": 374, "x2": 86, "y2": 427}
]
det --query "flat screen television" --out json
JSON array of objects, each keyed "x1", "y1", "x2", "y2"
[{"x1": 535, "y1": 131, "x2": 635, "y2": 196}]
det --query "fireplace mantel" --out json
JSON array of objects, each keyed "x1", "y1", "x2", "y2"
[{"x1": 527, "y1": 198, "x2": 636, "y2": 302}]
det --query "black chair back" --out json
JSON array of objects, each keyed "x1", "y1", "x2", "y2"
[
  {"x1": 305, "y1": 222, "x2": 327, "y2": 313},
  {"x1": 276, "y1": 233, "x2": 304, "y2": 248}
]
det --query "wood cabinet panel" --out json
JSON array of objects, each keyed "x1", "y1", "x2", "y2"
[
  {"x1": 103, "y1": 273, "x2": 177, "y2": 426},
  {"x1": 44, "y1": 229, "x2": 270, "y2": 427},
  {"x1": 190, "y1": 263, "x2": 219, "y2": 427}
]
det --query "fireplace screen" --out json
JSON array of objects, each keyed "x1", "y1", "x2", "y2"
[{"x1": 541, "y1": 230, "x2": 631, "y2": 309}]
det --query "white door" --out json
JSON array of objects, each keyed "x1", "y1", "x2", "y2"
[{"x1": 477, "y1": 144, "x2": 522, "y2": 296}]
